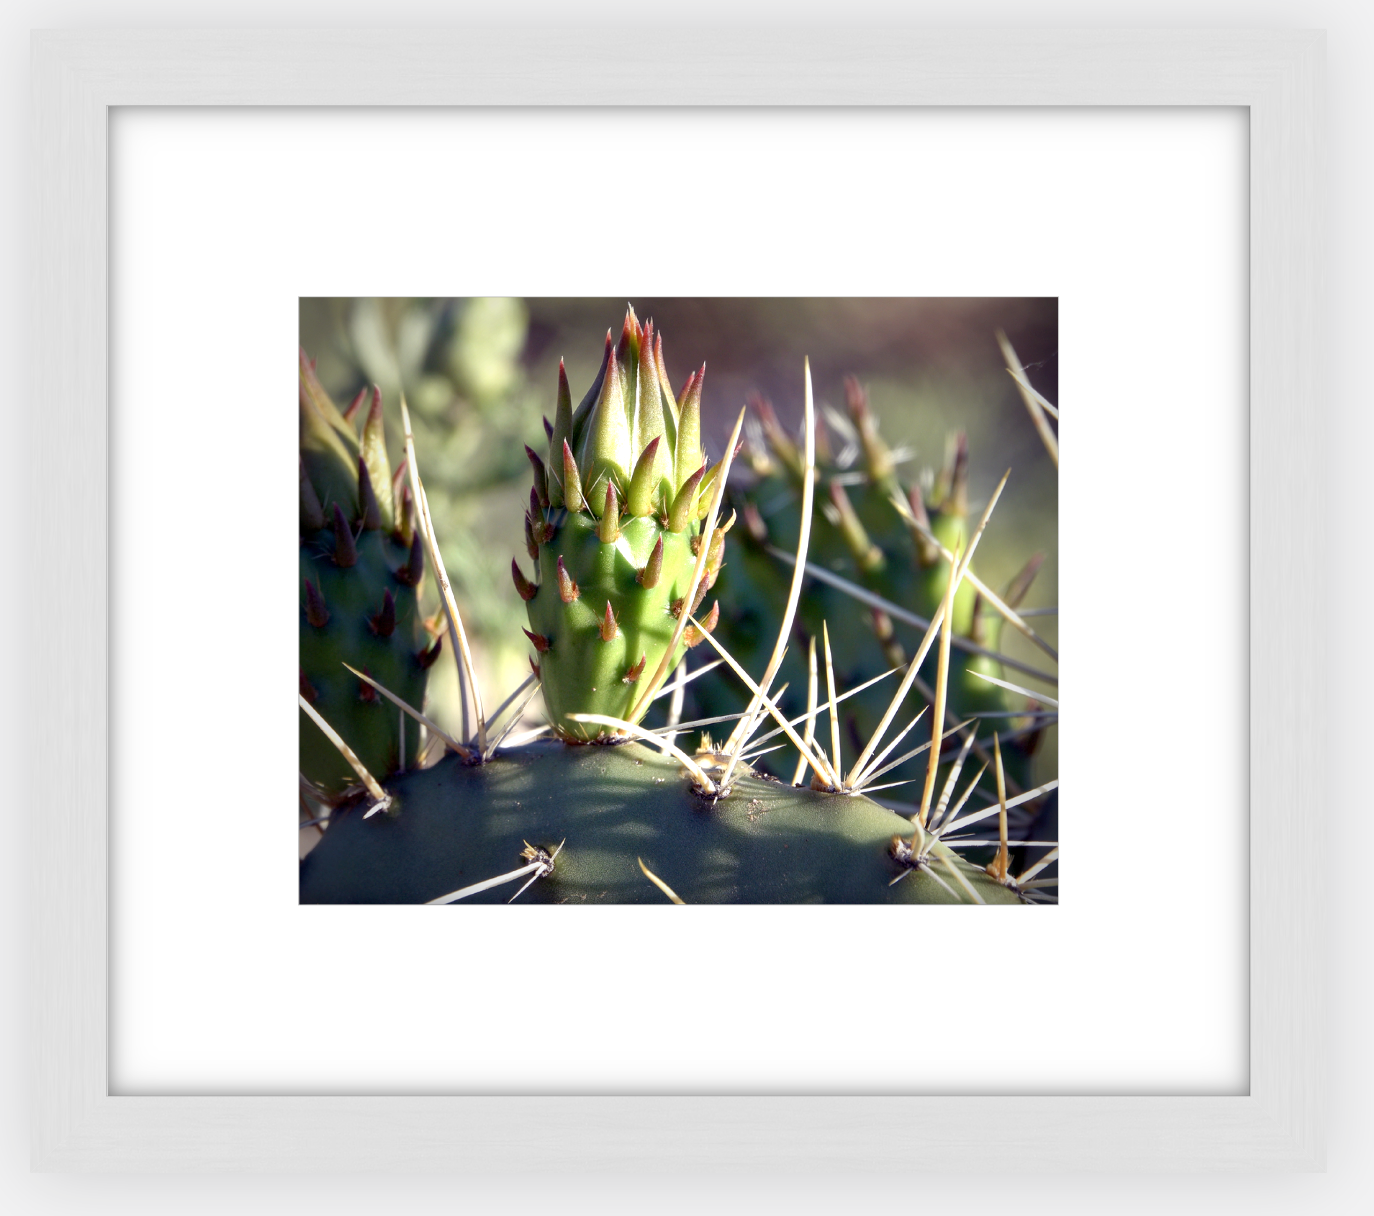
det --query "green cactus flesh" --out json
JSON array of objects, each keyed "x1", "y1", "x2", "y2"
[
  {"x1": 299, "y1": 350, "x2": 431, "y2": 793},
  {"x1": 520, "y1": 308, "x2": 721, "y2": 742},
  {"x1": 298, "y1": 741, "x2": 1023, "y2": 905},
  {"x1": 299, "y1": 527, "x2": 429, "y2": 791},
  {"x1": 527, "y1": 512, "x2": 700, "y2": 742}
]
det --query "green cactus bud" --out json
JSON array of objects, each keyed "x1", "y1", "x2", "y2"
[
  {"x1": 299, "y1": 358, "x2": 429, "y2": 793},
  {"x1": 520, "y1": 312, "x2": 722, "y2": 742}
]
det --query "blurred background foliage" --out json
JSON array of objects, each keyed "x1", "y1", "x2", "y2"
[{"x1": 299, "y1": 297, "x2": 1057, "y2": 779}]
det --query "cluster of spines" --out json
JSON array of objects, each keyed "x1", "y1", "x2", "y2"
[{"x1": 741, "y1": 377, "x2": 1043, "y2": 668}]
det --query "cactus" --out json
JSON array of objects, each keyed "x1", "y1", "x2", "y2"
[
  {"x1": 299, "y1": 305, "x2": 1059, "y2": 905},
  {"x1": 299, "y1": 351, "x2": 432, "y2": 793},
  {"x1": 519, "y1": 307, "x2": 725, "y2": 742},
  {"x1": 703, "y1": 376, "x2": 1054, "y2": 830},
  {"x1": 299, "y1": 740, "x2": 1031, "y2": 905}
]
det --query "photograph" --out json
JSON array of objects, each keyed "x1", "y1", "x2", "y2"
[{"x1": 297, "y1": 297, "x2": 1059, "y2": 904}]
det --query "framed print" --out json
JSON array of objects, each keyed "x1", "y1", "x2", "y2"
[{"x1": 31, "y1": 28, "x2": 1322, "y2": 1171}]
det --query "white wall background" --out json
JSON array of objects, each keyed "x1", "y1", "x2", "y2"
[{"x1": 2, "y1": 1, "x2": 1365, "y2": 1213}]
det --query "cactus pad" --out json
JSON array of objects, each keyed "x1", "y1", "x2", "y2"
[
  {"x1": 299, "y1": 351, "x2": 431, "y2": 793},
  {"x1": 518, "y1": 308, "x2": 725, "y2": 741},
  {"x1": 299, "y1": 741, "x2": 1024, "y2": 904}
]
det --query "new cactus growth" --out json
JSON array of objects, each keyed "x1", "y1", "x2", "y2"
[
  {"x1": 299, "y1": 351, "x2": 431, "y2": 793},
  {"x1": 519, "y1": 308, "x2": 726, "y2": 741},
  {"x1": 705, "y1": 375, "x2": 1054, "y2": 816}
]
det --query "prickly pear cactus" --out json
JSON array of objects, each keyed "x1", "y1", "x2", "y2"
[
  {"x1": 298, "y1": 741, "x2": 1026, "y2": 905},
  {"x1": 298, "y1": 308, "x2": 1058, "y2": 907},
  {"x1": 299, "y1": 351, "x2": 435, "y2": 793},
  {"x1": 518, "y1": 308, "x2": 725, "y2": 741},
  {"x1": 709, "y1": 378, "x2": 1046, "y2": 801}
]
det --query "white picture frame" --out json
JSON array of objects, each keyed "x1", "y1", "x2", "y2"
[{"x1": 30, "y1": 27, "x2": 1322, "y2": 1172}]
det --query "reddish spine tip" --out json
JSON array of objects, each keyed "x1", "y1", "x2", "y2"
[
  {"x1": 511, "y1": 558, "x2": 539, "y2": 602},
  {"x1": 599, "y1": 601, "x2": 619, "y2": 642},
  {"x1": 331, "y1": 503, "x2": 358, "y2": 568},
  {"x1": 525, "y1": 445, "x2": 549, "y2": 509},
  {"x1": 623, "y1": 654, "x2": 647, "y2": 684},
  {"x1": 556, "y1": 556, "x2": 580, "y2": 603},
  {"x1": 543, "y1": 415, "x2": 554, "y2": 440},
  {"x1": 358, "y1": 669, "x2": 379, "y2": 703},
  {"x1": 417, "y1": 636, "x2": 444, "y2": 670},
  {"x1": 637, "y1": 535, "x2": 665, "y2": 589},
  {"x1": 304, "y1": 578, "x2": 330, "y2": 628},
  {"x1": 370, "y1": 589, "x2": 397, "y2": 638},
  {"x1": 522, "y1": 627, "x2": 552, "y2": 654},
  {"x1": 342, "y1": 386, "x2": 368, "y2": 427},
  {"x1": 684, "y1": 599, "x2": 720, "y2": 647},
  {"x1": 528, "y1": 655, "x2": 541, "y2": 680},
  {"x1": 396, "y1": 528, "x2": 424, "y2": 587}
]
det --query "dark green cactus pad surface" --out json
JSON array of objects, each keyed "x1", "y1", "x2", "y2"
[
  {"x1": 527, "y1": 513, "x2": 697, "y2": 742},
  {"x1": 299, "y1": 349, "x2": 433, "y2": 794},
  {"x1": 299, "y1": 741, "x2": 1022, "y2": 905},
  {"x1": 299, "y1": 528, "x2": 428, "y2": 790}
]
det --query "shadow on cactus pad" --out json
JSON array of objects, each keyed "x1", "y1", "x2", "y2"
[{"x1": 299, "y1": 741, "x2": 1023, "y2": 905}]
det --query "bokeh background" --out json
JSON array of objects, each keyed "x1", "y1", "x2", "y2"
[{"x1": 299, "y1": 296, "x2": 1057, "y2": 785}]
